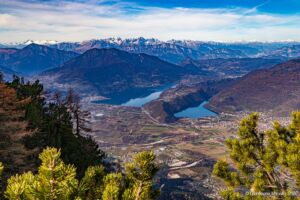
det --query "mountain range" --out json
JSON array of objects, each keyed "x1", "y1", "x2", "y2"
[
  {"x1": 267, "y1": 45, "x2": 300, "y2": 59},
  {"x1": 49, "y1": 38, "x2": 300, "y2": 64},
  {"x1": 0, "y1": 44, "x2": 78, "y2": 75},
  {"x1": 2, "y1": 38, "x2": 300, "y2": 64},
  {"x1": 180, "y1": 57, "x2": 282, "y2": 78},
  {"x1": 1, "y1": 39, "x2": 300, "y2": 117},
  {"x1": 141, "y1": 58, "x2": 300, "y2": 122},
  {"x1": 48, "y1": 38, "x2": 245, "y2": 64},
  {"x1": 37, "y1": 48, "x2": 189, "y2": 96},
  {"x1": 206, "y1": 59, "x2": 300, "y2": 116}
]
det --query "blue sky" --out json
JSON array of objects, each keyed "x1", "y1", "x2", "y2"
[
  {"x1": 0, "y1": 0, "x2": 300, "y2": 43},
  {"x1": 125, "y1": 0, "x2": 300, "y2": 14}
]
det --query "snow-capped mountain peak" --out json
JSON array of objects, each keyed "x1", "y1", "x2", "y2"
[{"x1": 3, "y1": 40, "x2": 59, "y2": 48}]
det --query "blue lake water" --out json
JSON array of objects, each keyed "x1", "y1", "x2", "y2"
[
  {"x1": 94, "y1": 84, "x2": 174, "y2": 107},
  {"x1": 95, "y1": 84, "x2": 217, "y2": 119},
  {"x1": 174, "y1": 101, "x2": 217, "y2": 119},
  {"x1": 121, "y1": 90, "x2": 162, "y2": 107}
]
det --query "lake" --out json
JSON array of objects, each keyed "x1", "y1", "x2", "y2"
[
  {"x1": 95, "y1": 85, "x2": 217, "y2": 119},
  {"x1": 174, "y1": 101, "x2": 217, "y2": 119},
  {"x1": 94, "y1": 84, "x2": 174, "y2": 107}
]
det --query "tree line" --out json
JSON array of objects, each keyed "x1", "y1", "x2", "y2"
[{"x1": 0, "y1": 73, "x2": 159, "y2": 200}]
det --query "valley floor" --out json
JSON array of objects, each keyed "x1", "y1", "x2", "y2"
[{"x1": 82, "y1": 103, "x2": 292, "y2": 199}]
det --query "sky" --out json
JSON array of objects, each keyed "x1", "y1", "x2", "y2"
[{"x1": 0, "y1": 0, "x2": 300, "y2": 43}]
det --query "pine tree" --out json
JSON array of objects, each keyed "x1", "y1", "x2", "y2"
[
  {"x1": 7, "y1": 77, "x2": 45, "y2": 129},
  {"x1": 4, "y1": 172, "x2": 36, "y2": 200},
  {"x1": 34, "y1": 147, "x2": 78, "y2": 199},
  {"x1": 77, "y1": 166, "x2": 106, "y2": 199},
  {"x1": 213, "y1": 112, "x2": 300, "y2": 199},
  {"x1": 0, "y1": 72, "x2": 3, "y2": 83},
  {"x1": 4, "y1": 147, "x2": 78, "y2": 200},
  {"x1": 0, "y1": 163, "x2": 3, "y2": 178},
  {"x1": 3, "y1": 148, "x2": 159, "y2": 200},
  {"x1": 65, "y1": 88, "x2": 91, "y2": 136},
  {"x1": 123, "y1": 151, "x2": 159, "y2": 200},
  {"x1": 1, "y1": 77, "x2": 159, "y2": 199},
  {"x1": 0, "y1": 83, "x2": 36, "y2": 191},
  {"x1": 102, "y1": 173, "x2": 124, "y2": 200},
  {"x1": 0, "y1": 162, "x2": 3, "y2": 193},
  {"x1": 6, "y1": 77, "x2": 105, "y2": 179}
]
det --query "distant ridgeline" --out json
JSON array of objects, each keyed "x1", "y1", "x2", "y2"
[{"x1": 0, "y1": 74, "x2": 159, "y2": 200}]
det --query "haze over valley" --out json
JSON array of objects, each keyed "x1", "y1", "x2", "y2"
[{"x1": 1, "y1": 0, "x2": 300, "y2": 199}]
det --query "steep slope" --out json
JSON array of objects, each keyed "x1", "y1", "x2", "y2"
[
  {"x1": 207, "y1": 59, "x2": 300, "y2": 116},
  {"x1": 0, "y1": 84, "x2": 37, "y2": 186},
  {"x1": 38, "y1": 48, "x2": 189, "y2": 96},
  {"x1": 0, "y1": 44, "x2": 78, "y2": 75}
]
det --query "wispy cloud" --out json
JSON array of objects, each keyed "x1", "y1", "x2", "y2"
[{"x1": 0, "y1": 0, "x2": 300, "y2": 43}]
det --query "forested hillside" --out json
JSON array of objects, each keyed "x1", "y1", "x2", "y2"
[
  {"x1": 0, "y1": 74, "x2": 159, "y2": 200},
  {"x1": 0, "y1": 81, "x2": 37, "y2": 186},
  {"x1": 0, "y1": 73, "x2": 106, "y2": 187},
  {"x1": 2, "y1": 75, "x2": 105, "y2": 178}
]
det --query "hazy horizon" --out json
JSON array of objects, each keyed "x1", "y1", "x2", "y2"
[
  {"x1": 2, "y1": 37, "x2": 300, "y2": 45},
  {"x1": 1, "y1": 0, "x2": 300, "y2": 43}
]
